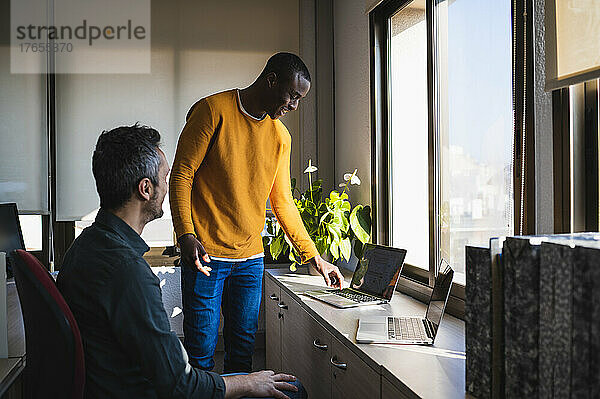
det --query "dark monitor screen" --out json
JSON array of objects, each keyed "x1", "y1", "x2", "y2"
[
  {"x1": 0, "y1": 203, "x2": 25, "y2": 256},
  {"x1": 350, "y1": 244, "x2": 407, "y2": 300},
  {"x1": 425, "y1": 261, "x2": 454, "y2": 331}
]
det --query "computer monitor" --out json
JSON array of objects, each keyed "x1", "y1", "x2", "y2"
[{"x1": 0, "y1": 203, "x2": 25, "y2": 276}]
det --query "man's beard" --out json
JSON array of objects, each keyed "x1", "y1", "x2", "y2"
[{"x1": 143, "y1": 191, "x2": 164, "y2": 224}]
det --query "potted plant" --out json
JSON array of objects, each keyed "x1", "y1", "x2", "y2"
[{"x1": 264, "y1": 159, "x2": 372, "y2": 272}]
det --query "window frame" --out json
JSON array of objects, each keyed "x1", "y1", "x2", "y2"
[
  {"x1": 370, "y1": 0, "x2": 455, "y2": 311},
  {"x1": 370, "y1": 0, "x2": 530, "y2": 319}
]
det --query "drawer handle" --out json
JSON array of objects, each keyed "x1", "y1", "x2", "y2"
[
  {"x1": 277, "y1": 302, "x2": 288, "y2": 310},
  {"x1": 330, "y1": 356, "x2": 347, "y2": 370},
  {"x1": 269, "y1": 294, "x2": 279, "y2": 301},
  {"x1": 313, "y1": 339, "x2": 328, "y2": 351}
]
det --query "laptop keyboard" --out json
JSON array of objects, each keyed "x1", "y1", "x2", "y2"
[
  {"x1": 332, "y1": 289, "x2": 380, "y2": 303},
  {"x1": 388, "y1": 317, "x2": 429, "y2": 341}
]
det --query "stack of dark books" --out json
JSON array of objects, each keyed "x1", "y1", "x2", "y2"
[
  {"x1": 465, "y1": 233, "x2": 600, "y2": 399},
  {"x1": 465, "y1": 246, "x2": 492, "y2": 398}
]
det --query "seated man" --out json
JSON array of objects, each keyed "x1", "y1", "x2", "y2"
[{"x1": 57, "y1": 124, "x2": 304, "y2": 399}]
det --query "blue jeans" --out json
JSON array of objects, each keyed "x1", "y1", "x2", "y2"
[
  {"x1": 181, "y1": 257, "x2": 264, "y2": 372},
  {"x1": 222, "y1": 373, "x2": 308, "y2": 399}
]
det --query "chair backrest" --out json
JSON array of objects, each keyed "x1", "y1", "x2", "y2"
[{"x1": 11, "y1": 249, "x2": 84, "y2": 399}]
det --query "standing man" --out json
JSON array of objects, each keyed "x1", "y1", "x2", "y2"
[{"x1": 170, "y1": 52, "x2": 343, "y2": 373}]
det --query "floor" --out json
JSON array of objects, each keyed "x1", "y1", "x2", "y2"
[{"x1": 213, "y1": 348, "x2": 266, "y2": 374}]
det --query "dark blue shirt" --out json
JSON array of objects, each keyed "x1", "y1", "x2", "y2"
[{"x1": 57, "y1": 209, "x2": 225, "y2": 399}]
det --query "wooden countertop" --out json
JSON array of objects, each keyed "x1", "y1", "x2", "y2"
[{"x1": 266, "y1": 268, "x2": 466, "y2": 399}]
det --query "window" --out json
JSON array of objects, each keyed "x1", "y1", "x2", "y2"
[
  {"x1": 435, "y1": 0, "x2": 514, "y2": 284},
  {"x1": 18, "y1": 215, "x2": 43, "y2": 251},
  {"x1": 371, "y1": 0, "x2": 514, "y2": 295},
  {"x1": 389, "y1": 2, "x2": 430, "y2": 273},
  {"x1": 75, "y1": 207, "x2": 175, "y2": 248}
]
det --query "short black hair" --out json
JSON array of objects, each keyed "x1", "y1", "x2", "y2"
[
  {"x1": 260, "y1": 52, "x2": 311, "y2": 83},
  {"x1": 92, "y1": 123, "x2": 161, "y2": 210}
]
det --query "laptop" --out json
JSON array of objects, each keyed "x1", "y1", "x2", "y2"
[
  {"x1": 356, "y1": 261, "x2": 454, "y2": 345},
  {"x1": 303, "y1": 244, "x2": 407, "y2": 308}
]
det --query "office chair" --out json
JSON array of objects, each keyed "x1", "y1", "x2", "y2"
[{"x1": 12, "y1": 249, "x2": 85, "y2": 399}]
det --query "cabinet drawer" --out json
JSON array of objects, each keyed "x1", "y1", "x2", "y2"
[
  {"x1": 281, "y1": 290, "x2": 332, "y2": 399},
  {"x1": 382, "y1": 377, "x2": 415, "y2": 399},
  {"x1": 264, "y1": 274, "x2": 281, "y2": 371},
  {"x1": 331, "y1": 336, "x2": 380, "y2": 399}
]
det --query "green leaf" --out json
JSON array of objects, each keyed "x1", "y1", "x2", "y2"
[
  {"x1": 329, "y1": 209, "x2": 344, "y2": 228},
  {"x1": 341, "y1": 215, "x2": 350, "y2": 233},
  {"x1": 270, "y1": 235, "x2": 284, "y2": 260},
  {"x1": 312, "y1": 182, "x2": 323, "y2": 204},
  {"x1": 320, "y1": 210, "x2": 331, "y2": 224},
  {"x1": 318, "y1": 202, "x2": 328, "y2": 213},
  {"x1": 327, "y1": 224, "x2": 341, "y2": 241},
  {"x1": 354, "y1": 240, "x2": 365, "y2": 260},
  {"x1": 289, "y1": 249, "x2": 297, "y2": 264},
  {"x1": 340, "y1": 237, "x2": 352, "y2": 261},
  {"x1": 340, "y1": 200, "x2": 351, "y2": 212},
  {"x1": 306, "y1": 201, "x2": 318, "y2": 216},
  {"x1": 315, "y1": 236, "x2": 328, "y2": 255},
  {"x1": 291, "y1": 177, "x2": 296, "y2": 191},
  {"x1": 330, "y1": 239, "x2": 339, "y2": 259},
  {"x1": 265, "y1": 219, "x2": 273, "y2": 235},
  {"x1": 350, "y1": 205, "x2": 372, "y2": 244},
  {"x1": 329, "y1": 191, "x2": 340, "y2": 202},
  {"x1": 262, "y1": 236, "x2": 271, "y2": 249},
  {"x1": 282, "y1": 234, "x2": 300, "y2": 265}
]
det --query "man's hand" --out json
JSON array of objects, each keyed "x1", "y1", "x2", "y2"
[
  {"x1": 223, "y1": 370, "x2": 298, "y2": 399},
  {"x1": 178, "y1": 233, "x2": 212, "y2": 276},
  {"x1": 310, "y1": 255, "x2": 344, "y2": 289}
]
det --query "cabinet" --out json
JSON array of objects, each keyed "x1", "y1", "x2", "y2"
[
  {"x1": 382, "y1": 377, "x2": 415, "y2": 399},
  {"x1": 264, "y1": 268, "x2": 466, "y2": 399},
  {"x1": 330, "y1": 335, "x2": 379, "y2": 399},
  {"x1": 264, "y1": 273, "x2": 380, "y2": 399},
  {"x1": 280, "y1": 290, "x2": 332, "y2": 399},
  {"x1": 264, "y1": 275, "x2": 281, "y2": 371}
]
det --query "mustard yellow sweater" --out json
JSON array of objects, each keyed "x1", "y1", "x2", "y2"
[{"x1": 169, "y1": 90, "x2": 318, "y2": 263}]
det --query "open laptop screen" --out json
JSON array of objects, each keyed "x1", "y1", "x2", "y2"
[
  {"x1": 425, "y1": 262, "x2": 454, "y2": 331},
  {"x1": 350, "y1": 244, "x2": 407, "y2": 300}
]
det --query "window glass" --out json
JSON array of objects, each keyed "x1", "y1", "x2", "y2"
[
  {"x1": 389, "y1": 0, "x2": 430, "y2": 270},
  {"x1": 436, "y1": 0, "x2": 514, "y2": 283},
  {"x1": 19, "y1": 215, "x2": 42, "y2": 251}
]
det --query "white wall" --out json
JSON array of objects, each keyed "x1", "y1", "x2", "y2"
[
  {"x1": 333, "y1": 0, "x2": 372, "y2": 206},
  {"x1": 55, "y1": 0, "x2": 302, "y2": 247},
  {"x1": 54, "y1": 0, "x2": 304, "y2": 248}
]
